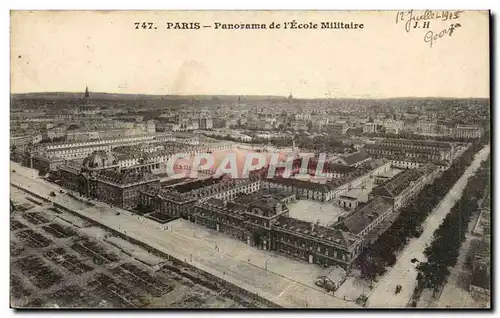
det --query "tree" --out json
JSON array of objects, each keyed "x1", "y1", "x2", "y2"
[
  {"x1": 357, "y1": 135, "x2": 489, "y2": 283},
  {"x1": 413, "y1": 152, "x2": 489, "y2": 300}
]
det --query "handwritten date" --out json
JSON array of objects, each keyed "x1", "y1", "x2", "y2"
[{"x1": 396, "y1": 10, "x2": 463, "y2": 33}]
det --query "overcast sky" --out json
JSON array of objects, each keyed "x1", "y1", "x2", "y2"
[{"x1": 11, "y1": 10, "x2": 489, "y2": 98}]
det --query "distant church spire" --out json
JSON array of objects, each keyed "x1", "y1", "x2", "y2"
[{"x1": 84, "y1": 86, "x2": 90, "y2": 106}]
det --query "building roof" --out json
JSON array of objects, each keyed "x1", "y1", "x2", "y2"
[
  {"x1": 321, "y1": 162, "x2": 358, "y2": 174},
  {"x1": 32, "y1": 154, "x2": 65, "y2": 163},
  {"x1": 370, "y1": 165, "x2": 431, "y2": 198},
  {"x1": 173, "y1": 176, "x2": 224, "y2": 193},
  {"x1": 141, "y1": 185, "x2": 161, "y2": 196},
  {"x1": 199, "y1": 197, "x2": 247, "y2": 217},
  {"x1": 384, "y1": 154, "x2": 429, "y2": 164},
  {"x1": 112, "y1": 145, "x2": 144, "y2": 154},
  {"x1": 83, "y1": 151, "x2": 118, "y2": 169},
  {"x1": 339, "y1": 195, "x2": 357, "y2": 200},
  {"x1": 159, "y1": 178, "x2": 250, "y2": 204},
  {"x1": 346, "y1": 127, "x2": 363, "y2": 135},
  {"x1": 326, "y1": 169, "x2": 368, "y2": 188},
  {"x1": 273, "y1": 216, "x2": 357, "y2": 249},
  {"x1": 335, "y1": 197, "x2": 392, "y2": 235},
  {"x1": 96, "y1": 169, "x2": 159, "y2": 186},
  {"x1": 59, "y1": 163, "x2": 81, "y2": 174},
  {"x1": 234, "y1": 188, "x2": 293, "y2": 217},
  {"x1": 379, "y1": 138, "x2": 453, "y2": 149},
  {"x1": 174, "y1": 132, "x2": 198, "y2": 139},
  {"x1": 268, "y1": 177, "x2": 333, "y2": 192},
  {"x1": 365, "y1": 143, "x2": 444, "y2": 156},
  {"x1": 235, "y1": 188, "x2": 294, "y2": 205},
  {"x1": 265, "y1": 168, "x2": 368, "y2": 192},
  {"x1": 361, "y1": 158, "x2": 389, "y2": 170},
  {"x1": 160, "y1": 176, "x2": 190, "y2": 187},
  {"x1": 341, "y1": 149, "x2": 371, "y2": 166},
  {"x1": 418, "y1": 162, "x2": 440, "y2": 175},
  {"x1": 291, "y1": 158, "x2": 356, "y2": 174},
  {"x1": 112, "y1": 142, "x2": 197, "y2": 162}
]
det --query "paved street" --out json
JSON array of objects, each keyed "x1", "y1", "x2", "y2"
[{"x1": 366, "y1": 145, "x2": 490, "y2": 308}]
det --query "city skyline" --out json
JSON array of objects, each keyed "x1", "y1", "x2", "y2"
[
  {"x1": 10, "y1": 89, "x2": 492, "y2": 99},
  {"x1": 11, "y1": 11, "x2": 489, "y2": 99}
]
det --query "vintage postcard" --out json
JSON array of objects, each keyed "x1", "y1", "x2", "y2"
[{"x1": 10, "y1": 10, "x2": 491, "y2": 309}]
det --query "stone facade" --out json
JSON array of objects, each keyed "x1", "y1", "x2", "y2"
[{"x1": 365, "y1": 138, "x2": 455, "y2": 162}]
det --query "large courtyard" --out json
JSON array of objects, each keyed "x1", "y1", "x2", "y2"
[{"x1": 287, "y1": 200, "x2": 347, "y2": 226}]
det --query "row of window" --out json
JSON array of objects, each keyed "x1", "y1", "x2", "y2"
[
  {"x1": 46, "y1": 136, "x2": 157, "y2": 150},
  {"x1": 380, "y1": 143, "x2": 450, "y2": 150},
  {"x1": 276, "y1": 241, "x2": 348, "y2": 262}
]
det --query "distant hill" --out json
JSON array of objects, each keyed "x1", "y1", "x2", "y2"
[{"x1": 10, "y1": 92, "x2": 288, "y2": 101}]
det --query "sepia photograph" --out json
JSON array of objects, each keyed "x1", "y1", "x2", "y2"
[{"x1": 9, "y1": 10, "x2": 491, "y2": 309}]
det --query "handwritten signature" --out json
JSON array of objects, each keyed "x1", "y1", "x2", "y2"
[
  {"x1": 396, "y1": 10, "x2": 463, "y2": 33},
  {"x1": 424, "y1": 23, "x2": 461, "y2": 48}
]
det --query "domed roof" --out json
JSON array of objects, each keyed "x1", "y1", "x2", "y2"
[{"x1": 83, "y1": 151, "x2": 117, "y2": 169}]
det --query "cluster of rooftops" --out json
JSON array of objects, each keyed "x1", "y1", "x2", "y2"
[{"x1": 370, "y1": 163, "x2": 438, "y2": 198}]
